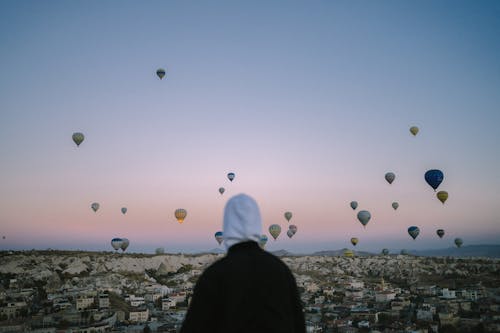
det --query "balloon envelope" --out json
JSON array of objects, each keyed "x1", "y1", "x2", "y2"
[
  {"x1": 121, "y1": 207, "x2": 127, "y2": 215},
  {"x1": 454, "y1": 238, "x2": 463, "y2": 248},
  {"x1": 287, "y1": 229, "x2": 294, "y2": 238},
  {"x1": 425, "y1": 169, "x2": 444, "y2": 191},
  {"x1": 175, "y1": 209, "x2": 187, "y2": 223},
  {"x1": 408, "y1": 226, "x2": 420, "y2": 240},
  {"x1": 214, "y1": 231, "x2": 223, "y2": 245},
  {"x1": 120, "y1": 238, "x2": 129, "y2": 251},
  {"x1": 357, "y1": 210, "x2": 371, "y2": 227},
  {"x1": 72, "y1": 132, "x2": 84, "y2": 147},
  {"x1": 350, "y1": 238, "x2": 358, "y2": 246},
  {"x1": 350, "y1": 201, "x2": 358, "y2": 210},
  {"x1": 111, "y1": 238, "x2": 123, "y2": 251},
  {"x1": 284, "y1": 211, "x2": 292, "y2": 222},
  {"x1": 410, "y1": 126, "x2": 419, "y2": 136},
  {"x1": 259, "y1": 234, "x2": 268, "y2": 248},
  {"x1": 156, "y1": 68, "x2": 166, "y2": 79},
  {"x1": 91, "y1": 202, "x2": 100, "y2": 212},
  {"x1": 392, "y1": 202, "x2": 399, "y2": 210},
  {"x1": 436, "y1": 229, "x2": 445, "y2": 238},
  {"x1": 437, "y1": 191, "x2": 448, "y2": 204},
  {"x1": 227, "y1": 172, "x2": 235, "y2": 182},
  {"x1": 289, "y1": 224, "x2": 297, "y2": 235},
  {"x1": 218, "y1": 187, "x2": 225, "y2": 195},
  {"x1": 269, "y1": 224, "x2": 281, "y2": 240},
  {"x1": 385, "y1": 172, "x2": 395, "y2": 184}
]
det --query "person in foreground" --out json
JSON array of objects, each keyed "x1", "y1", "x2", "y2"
[{"x1": 180, "y1": 193, "x2": 305, "y2": 333}]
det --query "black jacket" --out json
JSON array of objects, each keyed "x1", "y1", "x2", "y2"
[{"x1": 180, "y1": 241, "x2": 305, "y2": 333}]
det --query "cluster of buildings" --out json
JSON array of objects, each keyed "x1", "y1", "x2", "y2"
[
  {"x1": 297, "y1": 275, "x2": 500, "y2": 332},
  {"x1": 1, "y1": 253, "x2": 499, "y2": 333}
]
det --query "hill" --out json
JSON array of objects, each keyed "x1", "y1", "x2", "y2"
[{"x1": 408, "y1": 244, "x2": 500, "y2": 258}]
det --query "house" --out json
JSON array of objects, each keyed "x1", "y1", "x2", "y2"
[
  {"x1": 76, "y1": 295, "x2": 94, "y2": 311},
  {"x1": 162, "y1": 298, "x2": 177, "y2": 311},
  {"x1": 129, "y1": 307, "x2": 149, "y2": 323},
  {"x1": 98, "y1": 293, "x2": 109, "y2": 309}
]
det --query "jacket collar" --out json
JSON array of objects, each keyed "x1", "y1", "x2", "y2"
[{"x1": 227, "y1": 240, "x2": 261, "y2": 254}]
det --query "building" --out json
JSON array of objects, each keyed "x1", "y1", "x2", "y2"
[
  {"x1": 98, "y1": 293, "x2": 109, "y2": 309},
  {"x1": 0, "y1": 301, "x2": 28, "y2": 319},
  {"x1": 129, "y1": 307, "x2": 149, "y2": 323},
  {"x1": 375, "y1": 290, "x2": 396, "y2": 303},
  {"x1": 76, "y1": 295, "x2": 94, "y2": 311},
  {"x1": 162, "y1": 298, "x2": 177, "y2": 311}
]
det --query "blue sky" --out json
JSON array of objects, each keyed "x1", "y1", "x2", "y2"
[{"x1": 0, "y1": 1, "x2": 499, "y2": 253}]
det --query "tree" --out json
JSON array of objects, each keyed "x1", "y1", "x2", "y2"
[{"x1": 143, "y1": 324, "x2": 152, "y2": 333}]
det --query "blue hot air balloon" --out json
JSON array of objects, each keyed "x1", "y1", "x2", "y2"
[
  {"x1": 408, "y1": 226, "x2": 420, "y2": 240},
  {"x1": 425, "y1": 169, "x2": 444, "y2": 191},
  {"x1": 214, "y1": 231, "x2": 224, "y2": 245}
]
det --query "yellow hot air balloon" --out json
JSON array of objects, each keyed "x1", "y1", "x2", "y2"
[
  {"x1": 437, "y1": 191, "x2": 448, "y2": 204},
  {"x1": 269, "y1": 224, "x2": 281, "y2": 240},
  {"x1": 350, "y1": 238, "x2": 358, "y2": 246},
  {"x1": 410, "y1": 126, "x2": 419, "y2": 136},
  {"x1": 174, "y1": 208, "x2": 187, "y2": 223}
]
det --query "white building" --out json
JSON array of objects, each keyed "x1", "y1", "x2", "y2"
[
  {"x1": 162, "y1": 298, "x2": 177, "y2": 311},
  {"x1": 76, "y1": 295, "x2": 94, "y2": 311},
  {"x1": 129, "y1": 307, "x2": 149, "y2": 323}
]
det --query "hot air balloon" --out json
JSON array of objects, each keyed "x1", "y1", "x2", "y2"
[
  {"x1": 357, "y1": 210, "x2": 371, "y2": 228},
  {"x1": 392, "y1": 202, "x2": 399, "y2": 210},
  {"x1": 156, "y1": 68, "x2": 166, "y2": 79},
  {"x1": 289, "y1": 225, "x2": 297, "y2": 235},
  {"x1": 174, "y1": 209, "x2": 187, "y2": 223},
  {"x1": 91, "y1": 202, "x2": 100, "y2": 212},
  {"x1": 111, "y1": 238, "x2": 123, "y2": 251},
  {"x1": 227, "y1": 172, "x2": 235, "y2": 182},
  {"x1": 218, "y1": 187, "x2": 225, "y2": 195},
  {"x1": 287, "y1": 229, "x2": 294, "y2": 238},
  {"x1": 454, "y1": 238, "x2": 463, "y2": 248},
  {"x1": 121, "y1": 207, "x2": 127, "y2": 215},
  {"x1": 72, "y1": 132, "x2": 85, "y2": 147},
  {"x1": 120, "y1": 238, "x2": 129, "y2": 252},
  {"x1": 382, "y1": 248, "x2": 389, "y2": 255},
  {"x1": 437, "y1": 191, "x2": 448, "y2": 204},
  {"x1": 2, "y1": 236, "x2": 5, "y2": 240},
  {"x1": 350, "y1": 238, "x2": 358, "y2": 246},
  {"x1": 259, "y1": 234, "x2": 268, "y2": 248},
  {"x1": 344, "y1": 249, "x2": 354, "y2": 257},
  {"x1": 409, "y1": 126, "x2": 419, "y2": 136},
  {"x1": 284, "y1": 211, "x2": 292, "y2": 222},
  {"x1": 350, "y1": 201, "x2": 358, "y2": 210},
  {"x1": 425, "y1": 169, "x2": 444, "y2": 191},
  {"x1": 214, "y1": 231, "x2": 223, "y2": 245},
  {"x1": 385, "y1": 172, "x2": 395, "y2": 184},
  {"x1": 269, "y1": 224, "x2": 281, "y2": 240},
  {"x1": 436, "y1": 229, "x2": 445, "y2": 238},
  {"x1": 408, "y1": 226, "x2": 420, "y2": 240}
]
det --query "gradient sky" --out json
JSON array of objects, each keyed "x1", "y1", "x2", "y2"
[{"x1": 1, "y1": 1, "x2": 499, "y2": 254}]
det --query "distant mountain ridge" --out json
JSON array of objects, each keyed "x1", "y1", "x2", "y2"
[
  {"x1": 195, "y1": 244, "x2": 500, "y2": 258},
  {"x1": 407, "y1": 244, "x2": 500, "y2": 258}
]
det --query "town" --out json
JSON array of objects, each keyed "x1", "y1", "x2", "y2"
[{"x1": 0, "y1": 250, "x2": 499, "y2": 333}]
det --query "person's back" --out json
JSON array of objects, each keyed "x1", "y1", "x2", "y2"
[{"x1": 180, "y1": 194, "x2": 305, "y2": 333}]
